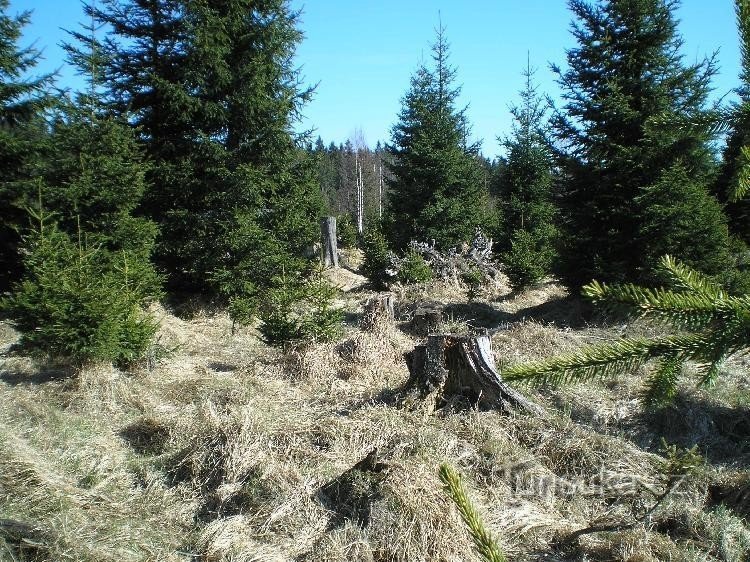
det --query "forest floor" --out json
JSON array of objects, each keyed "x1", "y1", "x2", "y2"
[{"x1": 1, "y1": 259, "x2": 750, "y2": 561}]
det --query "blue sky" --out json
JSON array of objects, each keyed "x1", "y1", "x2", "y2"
[{"x1": 8, "y1": 0, "x2": 742, "y2": 155}]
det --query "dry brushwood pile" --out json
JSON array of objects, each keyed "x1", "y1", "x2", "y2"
[
  {"x1": 389, "y1": 228, "x2": 501, "y2": 284},
  {"x1": 1, "y1": 265, "x2": 750, "y2": 562}
]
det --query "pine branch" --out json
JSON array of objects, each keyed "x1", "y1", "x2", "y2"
[
  {"x1": 643, "y1": 354, "x2": 682, "y2": 406},
  {"x1": 584, "y1": 280, "x2": 724, "y2": 330},
  {"x1": 503, "y1": 335, "x2": 705, "y2": 386},
  {"x1": 439, "y1": 464, "x2": 507, "y2": 562},
  {"x1": 658, "y1": 255, "x2": 725, "y2": 298}
]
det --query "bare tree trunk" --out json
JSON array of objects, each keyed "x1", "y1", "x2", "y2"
[
  {"x1": 404, "y1": 334, "x2": 543, "y2": 415},
  {"x1": 321, "y1": 216, "x2": 338, "y2": 269},
  {"x1": 357, "y1": 158, "x2": 364, "y2": 234},
  {"x1": 360, "y1": 293, "x2": 395, "y2": 330},
  {"x1": 378, "y1": 162, "x2": 383, "y2": 220}
]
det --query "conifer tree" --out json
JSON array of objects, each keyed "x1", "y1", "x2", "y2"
[
  {"x1": 2, "y1": 9, "x2": 161, "y2": 365},
  {"x1": 496, "y1": 63, "x2": 557, "y2": 289},
  {"x1": 93, "y1": 0, "x2": 323, "y2": 310},
  {"x1": 90, "y1": 0, "x2": 198, "y2": 288},
  {"x1": 715, "y1": 0, "x2": 750, "y2": 244},
  {"x1": 385, "y1": 25, "x2": 489, "y2": 250},
  {"x1": 554, "y1": 0, "x2": 730, "y2": 288},
  {"x1": 181, "y1": 0, "x2": 323, "y2": 314},
  {"x1": 0, "y1": 0, "x2": 54, "y2": 291}
]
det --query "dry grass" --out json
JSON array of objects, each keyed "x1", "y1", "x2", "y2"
[{"x1": 1, "y1": 277, "x2": 749, "y2": 561}]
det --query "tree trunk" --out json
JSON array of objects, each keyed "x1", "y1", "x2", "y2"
[
  {"x1": 360, "y1": 293, "x2": 395, "y2": 330},
  {"x1": 320, "y1": 216, "x2": 338, "y2": 269},
  {"x1": 404, "y1": 334, "x2": 543, "y2": 415},
  {"x1": 410, "y1": 303, "x2": 443, "y2": 336}
]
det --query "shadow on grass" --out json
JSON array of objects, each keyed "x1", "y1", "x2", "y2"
[
  {"x1": 442, "y1": 294, "x2": 596, "y2": 332},
  {"x1": 637, "y1": 392, "x2": 750, "y2": 467},
  {"x1": 0, "y1": 362, "x2": 73, "y2": 385}
]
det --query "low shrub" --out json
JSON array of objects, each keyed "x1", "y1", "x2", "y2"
[
  {"x1": 2, "y1": 221, "x2": 161, "y2": 366},
  {"x1": 362, "y1": 227, "x2": 392, "y2": 289},
  {"x1": 258, "y1": 269, "x2": 343, "y2": 349},
  {"x1": 397, "y1": 248, "x2": 433, "y2": 284},
  {"x1": 337, "y1": 214, "x2": 359, "y2": 248},
  {"x1": 502, "y1": 229, "x2": 554, "y2": 290}
]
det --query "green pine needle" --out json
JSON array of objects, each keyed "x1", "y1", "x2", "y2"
[
  {"x1": 506, "y1": 256, "x2": 750, "y2": 404},
  {"x1": 659, "y1": 255, "x2": 726, "y2": 298},
  {"x1": 644, "y1": 354, "x2": 682, "y2": 406},
  {"x1": 439, "y1": 464, "x2": 507, "y2": 562}
]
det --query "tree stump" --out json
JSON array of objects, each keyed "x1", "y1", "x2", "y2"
[
  {"x1": 360, "y1": 293, "x2": 395, "y2": 330},
  {"x1": 320, "y1": 216, "x2": 338, "y2": 269},
  {"x1": 410, "y1": 302, "x2": 443, "y2": 336},
  {"x1": 404, "y1": 334, "x2": 543, "y2": 415}
]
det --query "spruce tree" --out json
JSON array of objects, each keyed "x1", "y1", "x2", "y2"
[
  {"x1": 385, "y1": 25, "x2": 489, "y2": 251},
  {"x1": 496, "y1": 63, "x2": 557, "y2": 290},
  {"x1": 0, "y1": 0, "x2": 54, "y2": 291},
  {"x1": 181, "y1": 0, "x2": 323, "y2": 314},
  {"x1": 93, "y1": 0, "x2": 323, "y2": 309},
  {"x1": 554, "y1": 0, "x2": 730, "y2": 288},
  {"x1": 90, "y1": 0, "x2": 198, "y2": 288},
  {"x1": 715, "y1": 0, "x2": 750, "y2": 244},
  {"x1": 2, "y1": 11, "x2": 161, "y2": 365}
]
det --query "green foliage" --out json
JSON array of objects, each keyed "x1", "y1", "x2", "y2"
[
  {"x1": 2, "y1": 217, "x2": 160, "y2": 365},
  {"x1": 0, "y1": 0, "x2": 55, "y2": 290},
  {"x1": 714, "y1": 0, "x2": 750, "y2": 244},
  {"x1": 495, "y1": 63, "x2": 557, "y2": 290},
  {"x1": 438, "y1": 464, "x2": 507, "y2": 562},
  {"x1": 554, "y1": 0, "x2": 726, "y2": 288},
  {"x1": 362, "y1": 227, "x2": 392, "y2": 289},
  {"x1": 637, "y1": 165, "x2": 731, "y2": 284},
  {"x1": 337, "y1": 214, "x2": 358, "y2": 248},
  {"x1": 258, "y1": 269, "x2": 343, "y2": 349},
  {"x1": 505, "y1": 256, "x2": 750, "y2": 405},
  {"x1": 397, "y1": 249, "x2": 433, "y2": 284},
  {"x1": 40, "y1": 112, "x2": 158, "y2": 259},
  {"x1": 385, "y1": 25, "x2": 490, "y2": 251},
  {"x1": 503, "y1": 227, "x2": 556, "y2": 291},
  {"x1": 93, "y1": 0, "x2": 322, "y2": 297},
  {"x1": 461, "y1": 265, "x2": 484, "y2": 302},
  {"x1": 660, "y1": 438, "x2": 704, "y2": 479},
  {"x1": 721, "y1": 236, "x2": 750, "y2": 295}
]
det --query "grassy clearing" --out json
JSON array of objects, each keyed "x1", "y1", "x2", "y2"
[{"x1": 1, "y1": 271, "x2": 749, "y2": 561}]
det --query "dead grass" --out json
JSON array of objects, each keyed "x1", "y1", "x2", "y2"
[{"x1": 1, "y1": 277, "x2": 749, "y2": 561}]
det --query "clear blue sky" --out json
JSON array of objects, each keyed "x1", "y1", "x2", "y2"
[{"x1": 8, "y1": 0, "x2": 742, "y2": 156}]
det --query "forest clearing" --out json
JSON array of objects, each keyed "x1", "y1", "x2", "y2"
[
  {"x1": 1, "y1": 259, "x2": 749, "y2": 561},
  {"x1": 3, "y1": 0, "x2": 750, "y2": 559}
]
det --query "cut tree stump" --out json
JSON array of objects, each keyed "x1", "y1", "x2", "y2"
[
  {"x1": 404, "y1": 334, "x2": 543, "y2": 415},
  {"x1": 320, "y1": 216, "x2": 338, "y2": 269},
  {"x1": 410, "y1": 302, "x2": 443, "y2": 336},
  {"x1": 360, "y1": 293, "x2": 395, "y2": 330}
]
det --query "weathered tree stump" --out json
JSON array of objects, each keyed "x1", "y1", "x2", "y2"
[
  {"x1": 404, "y1": 334, "x2": 543, "y2": 415},
  {"x1": 410, "y1": 302, "x2": 443, "y2": 336},
  {"x1": 360, "y1": 293, "x2": 395, "y2": 330},
  {"x1": 320, "y1": 216, "x2": 338, "y2": 269}
]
